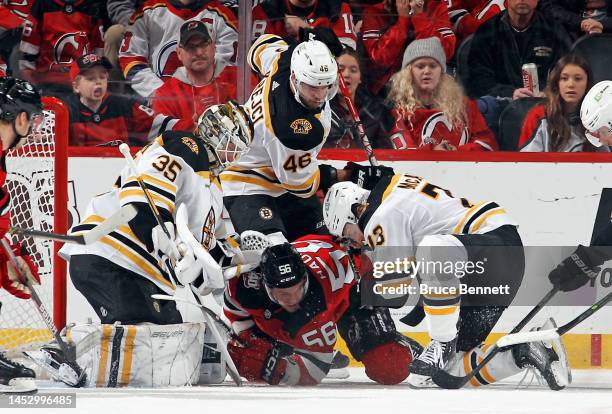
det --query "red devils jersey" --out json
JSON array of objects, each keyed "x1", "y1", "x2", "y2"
[
  {"x1": 65, "y1": 93, "x2": 180, "y2": 146},
  {"x1": 152, "y1": 65, "x2": 240, "y2": 132},
  {"x1": 361, "y1": 1, "x2": 455, "y2": 95},
  {"x1": 447, "y1": 0, "x2": 506, "y2": 41},
  {"x1": 224, "y1": 235, "x2": 359, "y2": 382},
  {"x1": 389, "y1": 97, "x2": 498, "y2": 151},
  {"x1": 252, "y1": 0, "x2": 356, "y2": 49},
  {"x1": 0, "y1": 1, "x2": 32, "y2": 31},
  {"x1": 19, "y1": 0, "x2": 104, "y2": 86}
]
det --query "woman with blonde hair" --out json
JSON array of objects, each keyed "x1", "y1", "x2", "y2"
[{"x1": 388, "y1": 37, "x2": 497, "y2": 151}]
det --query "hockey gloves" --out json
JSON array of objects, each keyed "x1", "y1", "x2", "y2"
[
  {"x1": 299, "y1": 27, "x2": 344, "y2": 57},
  {"x1": 228, "y1": 329, "x2": 293, "y2": 385},
  {"x1": 344, "y1": 161, "x2": 394, "y2": 190},
  {"x1": 548, "y1": 245, "x2": 605, "y2": 292},
  {"x1": 0, "y1": 243, "x2": 40, "y2": 299}
]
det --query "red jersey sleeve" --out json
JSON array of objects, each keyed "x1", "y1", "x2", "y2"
[{"x1": 459, "y1": 98, "x2": 498, "y2": 151}]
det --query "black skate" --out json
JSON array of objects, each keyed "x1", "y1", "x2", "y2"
[
  {"x1": 24, "y1": 345, "x2": 86, "y2": 388},
  {"x1": 0, "y1": 352, "x2": 36, "y2": 393},
  {"x1": 511, "y1": 319, "x2": 570, "y2": 391},
  {"x1": 408, "y1": 337, "x2": 457, "y2": 387}
]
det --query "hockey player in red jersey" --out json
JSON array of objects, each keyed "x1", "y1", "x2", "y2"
[
  {"x1": 224, "y1": 236, "x2": 421, "y2": 385},
  {"x1": 66, "y1": 54, "x2": 181, "y2": 146},
  {"x1": 19, "y1": 0, "x2": 105, "y2": 93},
  {"x1": 252, "y1": 0, "x2": 357, "y2": 50},
  {"x1": 447, "y1": 0, "x2": 506, "y2": 41},
  {"x1": 360, "y1": 0, "x2": 456, "y2": 96},
  {"x1": 0, "y1": 76, "x2": 43, "y2": 393}
]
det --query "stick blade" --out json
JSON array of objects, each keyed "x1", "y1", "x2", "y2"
[{"x1": 496, "y1": 329, "x2": 560, "y2": 348}]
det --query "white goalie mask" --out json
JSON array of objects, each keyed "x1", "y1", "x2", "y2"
[
  {"x1": 290, "y1": 40, "x2": 339, "y2": 108},
  {"x1": 580, "y1": 80, "x2": 612, "y2": 148},
  {"x1": 196, "y1": 102, "x2": 253, "y2": 174},
  {"x1": 323, "y1": 182, "x2": 370, "y2": 237}
]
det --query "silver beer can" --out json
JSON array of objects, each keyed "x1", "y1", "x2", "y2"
[{"x1": 522, "y1": 63, "x2": 540, "y2": 95}]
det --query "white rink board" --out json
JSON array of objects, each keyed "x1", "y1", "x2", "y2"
[{"x1": 66, "y1": 158, "x2": 612, "y2": 333}]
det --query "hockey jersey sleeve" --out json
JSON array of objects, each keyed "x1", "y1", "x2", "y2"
[
  {"x1": 119, "y1": 12, "x2": 163, "y2": 98},
  {"x1": 459, "y1": 98, "x2": 498, "y2": 151},
  {"x1": 518, "y1": 105, "x2": 547, "y2": 152},
  {"x1": 127, "y1": 101, "x2": 180, "y2": 145},
  {"x1": 0, "y1": 159, "x2": 10, "y2": 240},
  {"x1": 205, "y1": 1, "x2": 239, "y2": 67},
  {"x1": 247, "y1": 34, "x2": 289, "y2": 78}
]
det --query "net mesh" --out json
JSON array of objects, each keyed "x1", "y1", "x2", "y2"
[{"x1": 0, "y1": 109, "x2": 57, "y2": 356}]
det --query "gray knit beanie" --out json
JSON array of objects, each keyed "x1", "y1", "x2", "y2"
[{"x1": 401, "y1": 37, "x2": 447, "y2": 73}]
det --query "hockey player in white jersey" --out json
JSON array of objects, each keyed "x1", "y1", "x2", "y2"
[
  {"x1": 61, "y1": 101, "x2": 251, "y2": 325},
  {"x1": 323, "y1": 178, "x2": 569, "y2": 390},
  {"x1": 221, "y1": 30, "x2": 393, "y2": 245}
]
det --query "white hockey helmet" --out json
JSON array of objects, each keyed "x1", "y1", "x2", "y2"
[
  {"x1": 196, "y1": 101, "x2": 253, "y2": 174},
  {"x1": 290, "y1": 40, "x2": 339, "y2": 107},
  {"x1": 323, "y1": 182, "x2": 370, "y2": 237},
  {"x1": 580, "y1": 80, "x2": 612, "y2": 148}
]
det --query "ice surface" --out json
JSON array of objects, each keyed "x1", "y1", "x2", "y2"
[{"x1": 20, "y1": 369, "x2": 612, "y2": 414}]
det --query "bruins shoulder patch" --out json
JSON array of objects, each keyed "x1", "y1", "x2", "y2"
[{"x1": 290, "y1": 119, "x2": 313, "y2": 135}]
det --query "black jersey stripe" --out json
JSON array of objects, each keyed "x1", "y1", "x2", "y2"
[{"x1": 461, "y1": 202, "x2": 500, "y2": 234}]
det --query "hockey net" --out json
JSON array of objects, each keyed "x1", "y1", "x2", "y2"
[{"x1": 0, "y1": 97, "x2": 68, "y2": 357}]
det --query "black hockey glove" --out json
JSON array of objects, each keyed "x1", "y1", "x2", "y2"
[
  {"x1": 548, "y1": 245, "x2": 604, "y2": 292},
  {"x1": 344, "y1": 161, "x2": 394, "y2": 190},
  {"x1": 298, "y1": 27, "x2": 343, "y2": 57}
]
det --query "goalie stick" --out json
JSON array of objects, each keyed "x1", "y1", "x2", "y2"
[
  {"x1": 7, "y1": 204, "x2": 137, "y2": 245},
  {"x1": 0, "y1": 239, "x2": 86, "y2": 387},
  {"x1": 119, "y1": 144, "x2": 242, "y2": 386},
  {"x1": 432, "y1": 287, "x2": 559, "y2": 389}
]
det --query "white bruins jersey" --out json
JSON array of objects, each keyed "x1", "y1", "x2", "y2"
[
  {"x1": 60, "y1": 131, "x2": 223, "y2": 294},
  {"x1": 360, "y1": 174, "x2": 517, "y2": 253},
  {"x1": 220, "y1": 34, "x2": 332, "y2": 199}
]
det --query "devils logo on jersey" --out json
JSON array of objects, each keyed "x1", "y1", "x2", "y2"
[
  {"x1": 421, "y1": 112, "x2": 468, "y2": 146},
  {"x1": 156, "y1": 41, "x2": 181, "y2": 78},
  {"x1": 54, "y1": 32, "x2": 89, "y2": 65}
]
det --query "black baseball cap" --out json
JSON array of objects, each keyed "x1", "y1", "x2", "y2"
[
  {"x1": 179, "y1": 20, "x2": 212, "y2": 47},
  {"x1": 70, "y1": 54, "x2": 112, "y2": 81}
]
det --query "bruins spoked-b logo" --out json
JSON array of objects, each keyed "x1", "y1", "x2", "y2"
[
  {"x1": 290, "y1": 118, "x2": 312, "y2": 135},
  {"x1": 259, "y1": 207, "x2": 273, "y2": 220}
]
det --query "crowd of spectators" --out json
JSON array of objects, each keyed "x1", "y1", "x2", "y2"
[{"x1": 0, "y1": 0, "x2": 610, "y2": 152}]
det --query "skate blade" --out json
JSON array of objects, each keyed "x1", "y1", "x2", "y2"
[
  {"x1": 0, "y1": 378, "x2": 37, "y2": 394},
  {"x1": 23, "y1": 350, "x2": 83, "y2": 387},
  {"x1": 407, "y1": 372, "x2": 433, "y2": 388},
  {"x1": 326, "y1": 368, "x2": 350, "y2": 380}
]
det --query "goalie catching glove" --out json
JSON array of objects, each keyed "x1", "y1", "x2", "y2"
[{"x1": 0, "y1": 243, "x2": 40, "y2": 299}]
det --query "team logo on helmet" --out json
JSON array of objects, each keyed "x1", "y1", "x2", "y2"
[
  {"x1": 259, "y1": 207, "x2": 273, "y2": 220},
  {"x1": 290, "y1": 119, "x2": 313, "y2": 135}
]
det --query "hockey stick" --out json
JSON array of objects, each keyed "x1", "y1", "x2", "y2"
[
  {"x1": 8, "y1": 205, "x2": 137, "y2": 245},
  {"x1": 432, "y1": 287, "x2": 559, "y2": 389},
  {"x1": 1, "y1": 239, "x2": 86, "y2": 387},
  {"x1": 337, "y1": 75, "x2": 378, "y2": 166},
  {"x1": 119, "y1": 144, "x2": 242, "y2": 385}
]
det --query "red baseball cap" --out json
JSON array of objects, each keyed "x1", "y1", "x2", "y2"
[{"x1": 70, "y1": 54, "x2": 112, "y2": 81}]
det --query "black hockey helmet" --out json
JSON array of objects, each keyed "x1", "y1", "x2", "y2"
[
  {"x1": 0, "y1": 77, "x2": 43, "y2": 122},
  {"x1": 261, "y1": 243, "x2": 308, "y2": 289}
]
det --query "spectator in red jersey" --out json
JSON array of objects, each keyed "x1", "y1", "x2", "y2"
[
  {"x1": 66, "y1": 54, "x2": 180, "y2": 146},
  {"x1": 519, "y1": 54, "x2": 608, "y2": 152},
  {"x1": 326, "y1": 47, "x2": 393, "y2": 149},
  {"x1": 18, "y1": 0, "x2": 105, "y2": 96},
  {"x1": 118, "y1": 0, "x2": 238, "y2": 100},
  {"x1": 387, "y1": 37, "x2": 497, "y2": 151},
  {"x1": 0, "y1": 2, "x2": 34, "y2": 77},
  {"x1": 540, "y1": 0, "x2": 612, "y2": 40},
  {"x1": 447, "y1": 0, "x2": 507, "y2": 42},
  {"x1": 252, "y1": 0, "x2": 357, "y2": 49},
  {"x1": 152, "y1": 21, "x2": 242, "y2": 131},
  {"x1": 360, "y1": 0, "x2": 456, "y2": 97}
]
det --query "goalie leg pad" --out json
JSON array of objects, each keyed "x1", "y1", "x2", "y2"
[{"x1": 69, "y1": 322, "x2": 205, "y2": 387}]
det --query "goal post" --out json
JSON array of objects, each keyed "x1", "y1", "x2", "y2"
[{"x1": 0, "y1": 96, "x2": 68, "y2": 355}]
